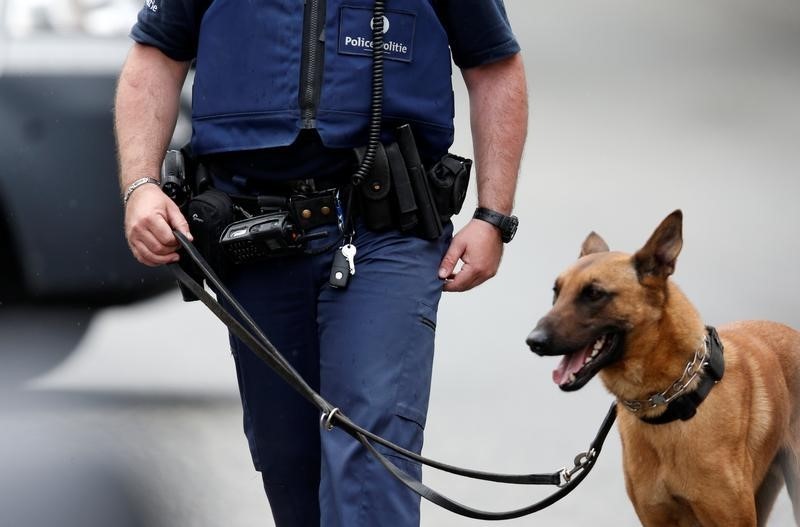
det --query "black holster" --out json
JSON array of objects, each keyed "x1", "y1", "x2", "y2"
[{"x1": 160, "y1": 147, "x2": 225, "y2": 302}]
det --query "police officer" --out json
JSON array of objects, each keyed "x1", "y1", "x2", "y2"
[{"x1": 115, "y1": 1, "x2": 526, "y2": 526}]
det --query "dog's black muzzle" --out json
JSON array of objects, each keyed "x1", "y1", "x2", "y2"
[{"x1": 526, "y1": 323, "x2": 562, "y2": 356}]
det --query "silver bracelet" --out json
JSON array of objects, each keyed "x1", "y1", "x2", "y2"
[{"x1": 123, "y1": 177, "x2": 160, "y2": 205}]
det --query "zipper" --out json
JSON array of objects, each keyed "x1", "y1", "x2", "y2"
[{"x1": 300, "y1": 0, "x2": 326, "y2": 128}]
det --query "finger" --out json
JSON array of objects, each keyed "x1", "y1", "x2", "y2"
[
  {"x1": 444, "y1": 260, "x2": 498, "y2": 292},
  {"x1": 136, "y1": 228, "x2": 179, "y2": 257},
  {"x1": 443, "y1": 265, "x2": 476, "y2": 293},
  {"x1": 438, "y1": 237, "x2": 466, "y2": 279},
  {"x1": 442, "y1": 277, "x2": 463, "y2": 293},
  {"x1": 443, "y1": 275, "x2": 472, "y2": 293},
  {"x1": 166, "y1": 201, "x2": 193, "y2": 241},
  {"x1": 148, "y1": 211, "x2": 182, "y2": 248},
  {"x1": 132, "y1": 240, "x2": 179, "y2": 267}
]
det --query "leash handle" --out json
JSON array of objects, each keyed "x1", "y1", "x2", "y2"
[{"x1": 169, "y1": 230, "x2": 617, "y2": 519}]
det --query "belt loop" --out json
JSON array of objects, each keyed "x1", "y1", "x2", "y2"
[{"x1": 301, "y1": 178, "x2": 316, "y2": 193}]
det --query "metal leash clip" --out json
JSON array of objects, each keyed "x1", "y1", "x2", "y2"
[
  {"x1": 558, "y1": 448, "x2": 597, "y2": 488},
  {"x1": 320, "y1": 408, "x2": 341, "y2": 431}
]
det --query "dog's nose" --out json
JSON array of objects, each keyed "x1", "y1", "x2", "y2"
[{"x1": 526, "y1": 328, "x2": 551, "y2": 355}]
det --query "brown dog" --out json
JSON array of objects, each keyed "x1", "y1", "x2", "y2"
[{"x1": 527, "y1": 210, "x2": 800, "y2": 526}]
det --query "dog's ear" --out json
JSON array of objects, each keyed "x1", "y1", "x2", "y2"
[
  {"x1": 634, "y1": 210, "x2": 683, "y2": 281},
  {"x1": 580, "y1": 232, "x2": 610, "y2": 257}
]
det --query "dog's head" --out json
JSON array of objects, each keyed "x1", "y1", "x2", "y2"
[{"x1": 527, "y1": 210, "x2": 684, "y2": 391}]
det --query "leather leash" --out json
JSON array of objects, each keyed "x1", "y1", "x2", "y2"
[{"x1": 168, "y1": 231, "x2": 617, "y2": 520}]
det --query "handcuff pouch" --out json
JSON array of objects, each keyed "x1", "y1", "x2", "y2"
[{"x1": 356, "y1": 143, "x2": 394, "y2": 231}]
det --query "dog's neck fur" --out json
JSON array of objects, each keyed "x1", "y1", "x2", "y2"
[{"x1": 599, "y1": 281, "x2": 706, "y2": 406}]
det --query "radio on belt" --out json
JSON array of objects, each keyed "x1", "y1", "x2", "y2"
[{"x1": 218, "y1": 212, "x2": 304, "y2": 264}]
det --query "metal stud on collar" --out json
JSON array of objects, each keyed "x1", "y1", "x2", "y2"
[{"x1": 621, "y1": 339, "x2": 708, "y2": 413}]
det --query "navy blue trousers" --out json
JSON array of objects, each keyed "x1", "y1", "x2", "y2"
[{"x1": 222, "y1": 218, "x2": 452, "y2": 527}]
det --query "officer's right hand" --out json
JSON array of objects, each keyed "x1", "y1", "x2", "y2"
[{"x1": 124, "y1": 184, "x2": 193, "y2": 267}]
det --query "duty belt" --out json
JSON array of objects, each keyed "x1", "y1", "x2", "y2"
[{"x1": 207, "y1": 163, "x2": 347, "y2": 231}]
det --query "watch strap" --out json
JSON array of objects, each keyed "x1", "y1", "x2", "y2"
[{"x1": 473, "y1": 207, "x2": 518, "y2": 243}]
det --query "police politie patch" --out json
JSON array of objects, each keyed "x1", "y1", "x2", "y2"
[{"x1": 338, "y1": 6, "x2": 416, "y2": 63}]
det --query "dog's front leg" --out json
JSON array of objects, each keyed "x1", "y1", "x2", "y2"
[
  {"x1": 690, "y1": 492, "x2": 757, "y2": 527},
  {"x1": 633, "y1": 499, "x2": 756, "y2": 527},
  {"x1": 627, "y1": 478, "x2": 757, "y2": 527},
  {"x1": 624, "y1": 479, "x2": 698, "y2": 527},
  {"x1": 779, "y1": 446, "x2": 800, "y2": 526}
]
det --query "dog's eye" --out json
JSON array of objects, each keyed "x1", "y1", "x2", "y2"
[
  {"x1": 581, "y1": 284, "x2": 608, "y2": 302},
  {"x1": 552, "y1": 284, "x2": 560, "y2": 304}
]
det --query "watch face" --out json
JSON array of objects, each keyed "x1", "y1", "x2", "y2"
[{"x1": 502, "y1": 216, "x2": 519, "y2": 242}]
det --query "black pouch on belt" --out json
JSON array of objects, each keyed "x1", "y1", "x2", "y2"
[
  {"x1": 288, "y1": 192, "x2": 339, "y2": 231},
  {"x1": 183, "y1": 189, "x2": 234, "y2": 293},
  {"x1": 355, "y1": 143, "x2": 394, "y2": 231},
  {"x1": 427, "y1": 153, "x2": 472, "y2": 223}
]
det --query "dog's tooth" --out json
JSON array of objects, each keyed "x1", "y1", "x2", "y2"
[
  {"x1": 592, "y1": 348, "x2": 600, "y2": 358},
  {"x1": 568, "y1": 373, "x2": 576, "y2": 383},
  {"x1": 585, "y1": 355, "x2": 593, "y2": 364}
]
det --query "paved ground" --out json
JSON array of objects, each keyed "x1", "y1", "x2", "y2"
[{"x1": 2, "y1": 0, "x2": 799, "y2": 525}]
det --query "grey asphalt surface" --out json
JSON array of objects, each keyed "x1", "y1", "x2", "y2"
[{"x1": 2, "y1": 0, "x2": 800, "y2": 525}]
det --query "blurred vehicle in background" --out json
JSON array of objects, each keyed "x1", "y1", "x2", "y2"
[{"x1": 0, "y1": 0, "x2": 191, "y2": 305}]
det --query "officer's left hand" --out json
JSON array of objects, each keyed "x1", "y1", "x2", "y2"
[{"x1": 438, "y1": 219, "x2": 503, "y2": 292}]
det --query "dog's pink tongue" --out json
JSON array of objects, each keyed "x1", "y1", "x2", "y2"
[{"x1": 552, "y1": 347, "x2": 591, "y2": 385}]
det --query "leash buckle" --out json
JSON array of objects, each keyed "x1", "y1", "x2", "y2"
[{"x1": 558, "y1": 448, "x2": 597, "y2": 488}]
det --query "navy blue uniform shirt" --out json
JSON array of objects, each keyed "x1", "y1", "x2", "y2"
[{"x1": 130, "y1": 0, "x2": 520, "y2": 179}]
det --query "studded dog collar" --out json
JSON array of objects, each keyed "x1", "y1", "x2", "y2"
[{"x1": 621, "y1": 326, "x2": 725, "y2": 425}]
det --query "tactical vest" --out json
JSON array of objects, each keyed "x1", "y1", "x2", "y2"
[{"x1": 191, "y1": 0, "x2": 455, "y2": 162}]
